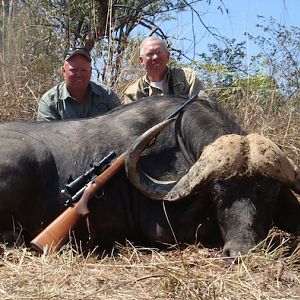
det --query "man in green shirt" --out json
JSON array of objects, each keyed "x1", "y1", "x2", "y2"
[
  {"x1": 123, "y1": 37, "x2": 206, "y2": 104},
  {"x1": 37, "y1": 48, "x2": 120, "y2": 121}
]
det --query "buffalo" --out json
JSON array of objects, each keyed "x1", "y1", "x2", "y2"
[{"x1": 0, "y1": 95, "x2": 299, "y2": 258}]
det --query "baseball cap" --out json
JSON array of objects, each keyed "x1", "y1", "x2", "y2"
[{"x1": 64, "y1": 47, "x2": 91, "y2": 62}]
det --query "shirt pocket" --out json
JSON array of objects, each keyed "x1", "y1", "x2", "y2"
[
  {"x1": 92, "y1": 101, "x2": 110, "y2": 116},
  {"x1": 173, "y1": 82, "x2": 186, "y2": 95}
]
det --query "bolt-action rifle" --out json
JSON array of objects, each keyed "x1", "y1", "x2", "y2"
[
  {"x1": 30, "y1": 95, "x2": 198, "y2": 253},
  {"x1": 61, "y1": 151, "x2": 116, "y2": 207}
]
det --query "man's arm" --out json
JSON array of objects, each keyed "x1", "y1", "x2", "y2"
[
  {"x1": 91, "y1": 81, "x2": 121, "y2": 110},
  {"x1": 124, "y1": 80, "x2": 150, "y2": 103},
  {"x1": 181, "y1": 68, "x2": 206, "y2": 98},
  {"x1": 122, "y1": 93, "x2": 134, "y2": 104},
  {"x1": 106, "y1": 89, "x2": 121, "y2": 110},
  {"x1": 37, "y1": 94, "x2": 62, "y2": 121}
]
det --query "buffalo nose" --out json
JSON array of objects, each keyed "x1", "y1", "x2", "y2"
[
  {"x1": 222, "y1": 247, "x2": 241, "y2": 263},
  {"x1": 222, "y1": 241, "x2": 248, "y2": 263}
]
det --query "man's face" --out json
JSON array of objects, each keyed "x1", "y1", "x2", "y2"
[
  {"x1": 139, "y1": 40, "x2": 170, "y2": 77},
  {"x1": 61, "y1": 55, "x2": 92, "y2": 90}
]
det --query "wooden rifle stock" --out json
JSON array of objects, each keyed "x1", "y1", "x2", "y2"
[{"x1": 30, "y1": 153, "x2": 126, "y2": 253}]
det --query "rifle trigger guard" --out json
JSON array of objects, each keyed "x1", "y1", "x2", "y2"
[{"x1": 94, "y1": 189, "x2": 104, "y2": 199}]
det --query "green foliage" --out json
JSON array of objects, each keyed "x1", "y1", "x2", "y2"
[
  {"x1": 196, "y1": 38, "x2": 247, "y2": 88},
  {"x1": 193, "y1": 20, "x2": 300, "y2": 102},
  {"x1": 246, "y1": 17, "x2": 300, "y2": 97}
]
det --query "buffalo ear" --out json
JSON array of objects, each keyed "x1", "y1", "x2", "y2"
[
  {"x1": 290, "y1": 160, "x2": 300, "y2": 193},
  {"x1": 273, "y1": 187, "x2": 300, "y2": 234}
]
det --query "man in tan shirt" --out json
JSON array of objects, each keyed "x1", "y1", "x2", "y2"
[{"x1": 123, "y1": 37, "x2": 206, "y2": 103}]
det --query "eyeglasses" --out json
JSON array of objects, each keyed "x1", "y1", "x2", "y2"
[{"x1": 142, "y1": 50, "x2": 164, "y2": 58}]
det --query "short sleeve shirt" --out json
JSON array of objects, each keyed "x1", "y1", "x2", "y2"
[{"x1": 37, "y1": 81, "x2": 120, "y2": 121}]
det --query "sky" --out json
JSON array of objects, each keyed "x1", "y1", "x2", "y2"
[{"x1": 158, "y1": 0, "x2": 300, "y2": 60}]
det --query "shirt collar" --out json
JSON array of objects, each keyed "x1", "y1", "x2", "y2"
[
  {"x1": 59, "y1": 82, "x2": 94, "y2": 101},
  {"x1": 144, "y1": 67, "x2": 170, "y2": 84}
]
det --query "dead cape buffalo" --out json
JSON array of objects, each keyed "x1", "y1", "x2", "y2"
[{"x1": 0, "y1": 95, "x2": 299, "y2": 258}]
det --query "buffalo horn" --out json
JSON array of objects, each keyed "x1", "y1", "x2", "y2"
[
  {"x1": 126, "y1": 128, "x2": 300, "y2": 202},
  {"x1": 247, "y1": 134, "x2": 300, "y2": 193},
  {"x1": 125, "y1": 118, "x2": 178, "y2": 201},
  {"x1": 165, "y1": 133, "x2": 300, "y2": 200},
  {"x1": 164, "y1": 134, "x2": 246, "y2": 201}
]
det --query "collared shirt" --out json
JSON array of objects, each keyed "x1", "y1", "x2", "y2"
[
  {"x1": 123, "y1": 67, "x2": 206, "y2": 104},
  {"x1": 37, "y1": 81, "x2": 120, "y2": 121}
]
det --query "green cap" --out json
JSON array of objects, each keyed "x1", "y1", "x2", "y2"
[{"x1": 65, "y1": 47, "x2": 91, "y2": 62}]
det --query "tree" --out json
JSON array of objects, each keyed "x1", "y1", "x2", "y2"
[
  {"x1": 196, "y1": 37, "x2": 247, "y2": 88},
  {"x1": 0, "y1": 1, "x2": 61, "y2": 120},
  {"x1": 246, "y1": 16, "x2": 300, "y2": 98},
  {"x1": 0, "y1": 0, "x2": 228, "y2": 118},
  {"x1": 192, "y1": 17, "x2": 300, "y2": 102}
]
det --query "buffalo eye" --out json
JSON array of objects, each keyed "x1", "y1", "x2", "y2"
[
  {"x1": 254, "y1": 176, "x2": 281, "y2": 204},
  {"x1": 209, "y1": 180, "x2": 231, "y2": 207}
]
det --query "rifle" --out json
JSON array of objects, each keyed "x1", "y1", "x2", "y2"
[
  {"x1": 30, "y1": 95, "x2": 198, "y2": 254},
  {"x1": 61, "y1": 151, "x2": 116, "y2": 207}
]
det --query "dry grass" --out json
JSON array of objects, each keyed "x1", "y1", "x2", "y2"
[
  {"x1": 217, "y1": 90, "x2": 300, "y2": 166},
  {"x1": 0, "y1": 229, "x2": 299, "y2": 300}
]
